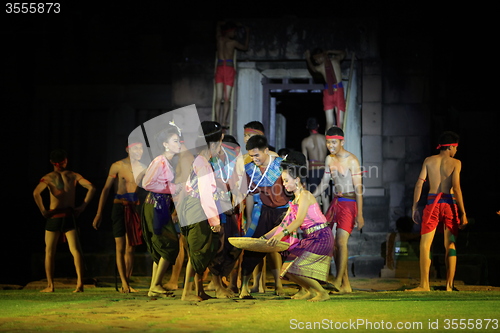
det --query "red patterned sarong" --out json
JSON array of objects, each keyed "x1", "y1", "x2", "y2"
[
  {"x1": 215, "y1": 60, "x2": 236, "y2": 87},
  {"x1": 421, "y1": 193, "x2": 459, "y2": 237},
  {"x1": 325, "y1": 196, "x2": 357, "y2": 234},
  {"x1": 115, "y1": 197, "x2": 143, "y2": 246}
]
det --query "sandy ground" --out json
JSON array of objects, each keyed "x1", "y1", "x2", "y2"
[
  {"x1": 1, "y1": 276, "x2": 500, "y2": 332},
  {"x1": 13, "y1": 274, "x2": 500, "y2": 292}
]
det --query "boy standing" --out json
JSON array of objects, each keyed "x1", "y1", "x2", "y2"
[
  {"x1": 312, "y1": 126, "x2": 364, "y2": 293},
  {"x1": 33, "y1": 149, "x2": 95, "y2": 292},
  {"x1": 407, "y1": 131, "x2": 468, "y2": 291},
  {"x1": 93, "y1": 140, "x2": 146, "y2": 293}
]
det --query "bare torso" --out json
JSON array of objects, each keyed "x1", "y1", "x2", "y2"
[
  {"x1": 217, "y1": 36, "x2": 237, "y2": 63},
  {"x1": 43, "y1": 170, "x2": 81, "y2": 210},
  {"x1": 315, "y1": 55, "x2": 343, "y2": 84},
  {"x1": 328, "y1": 152, "x2": 356, "y2": 196},
  {"x1": 302, "y1": 134, "x2": 327, "y2": 166},
  {"x1": 425, "y1": 155, "x2": 458, "y2": 194},
  {"x1": 114, "y1": 159, "x2": 144, "y2": 195}
]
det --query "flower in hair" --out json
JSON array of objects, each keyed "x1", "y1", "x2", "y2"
[{"x1": 169, "y1": 120, "x2": 182, "y2": 136}]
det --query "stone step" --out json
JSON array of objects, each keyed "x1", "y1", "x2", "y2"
[
  {"x1": 331, "y1": 255, "x2": 385, "y2": 278},
  {"x1": 346, "y1": 231, "x2": 388, "y2": 256}
]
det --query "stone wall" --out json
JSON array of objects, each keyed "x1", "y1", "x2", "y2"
[{"x1": 25, "y1": 16, "x2": 436, "y2": 281}]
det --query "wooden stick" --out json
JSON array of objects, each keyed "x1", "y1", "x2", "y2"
[
  {"x1": 228, "y1": 50, "x2": 237, "y2": 135},
  {"x1": 212, "y1": 51, "x2": 218, "y2": 122},
  {"x1": 343, "y1": 52, "x2": 356, "y2": 132}
]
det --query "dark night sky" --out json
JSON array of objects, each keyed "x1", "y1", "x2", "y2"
[{"x1": 1, "y1": 2, "x2": 498, "y2": 284}]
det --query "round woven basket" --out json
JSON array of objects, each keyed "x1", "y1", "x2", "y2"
[{"x1": 228, "y1": 237, "x2": 290, "y2": 253}]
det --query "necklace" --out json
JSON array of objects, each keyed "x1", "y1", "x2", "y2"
[
  {"x1": 217, "y1": 148, "x2": 230, "y2": 184},
  {"x1": 247, "y1": 155, "x2": 273, "y2": 193},
  {"x1": 293, "y1": 188, "x2": 303, "y2": 204}
]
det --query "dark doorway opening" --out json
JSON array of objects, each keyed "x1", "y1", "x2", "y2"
[{"x1": 272, "y1": 91, "x2": 324, "y2": 152}]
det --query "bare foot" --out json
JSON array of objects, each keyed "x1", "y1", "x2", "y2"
[
  {"x1": 163, "y1": 282, "x2": 178, "y2": 291},
  {"x1": 239, "y1": 288, "x2": 255, "y2": 299},
  {"x1": 405, "y1": 286, "x2": 430, "y2": 292},
  {"x1": 328, "y1": 282, "x2": 340, "y2": 292},
  {"x1": 308, "y1": 291, "x2": 330, "y2": 302},
  {"x1": 338, "y1": 285, "x2": 352, "y2": 294},
  {"x1": 274, "y1": 288, "x2": 287, "y2": 296},
  {"x1": 40, "y1": 287, "x2": 54, "y2": 293},
  {"x1": 150, "y1": 286, "x2": 169, "y2": 294},
  {"x1": 73, "y1": 286, "x2": 84, "y2": 293},
  {"x1": 148, "y1": 290, "x2": 173, "y2": 297},
  {"x1": 215, "y1": 287, "x2": 235, "y2": 299},
  {"x1": 291, "y1": 288, "x2": 306, "y2": 299},
  {"x1": 292, "y1": 290, "x2": 314, "y2": 300},
  {"x1": 120, "y1": 286, "x2": 138, "y2": 293}
]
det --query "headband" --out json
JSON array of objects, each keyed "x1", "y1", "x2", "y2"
[
  {"x1": 222, "y1": 143, "x2": 236, "y2": 150},
  {"x1": 326, "y1": 135, "x2": 344, "y2": 140},
  {"x1": 244, "y1": 128, "x2": 264, "y2": 136},
  {"x1": 436, "y1": 143, "x2": 458, "y2": 149},
  {"x1": 51, "y1": 159, "x2": 67, "y2": 168},
  {"x1": 127, "y1": 142, "x2": 142, "y2": 149},
  {"x1": 223, "y1": 27, "x2": 236, "y2": 35}
]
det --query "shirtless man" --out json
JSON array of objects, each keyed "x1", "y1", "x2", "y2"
[
  {"x1": 214, "y1": 21, "x2": 250, "y2": 128},
  {"x1": 301, "y1": 117, "x2": 329, "y2": 213},
  {"x1": 407, "y1": 131, "x2": 467, "y2": 292},
  {"x1": 33, "y1": 149, "x2": 95, "y2": 293},
  {"x1": 305, "y1": 48, "x2": 346, "y2": 130},
  {"x1": 93, "y1": 139, "x2": 146, "y2": 293},
  {"x1": 312, "y1": 126, "x2": 364, "y2": 293}
]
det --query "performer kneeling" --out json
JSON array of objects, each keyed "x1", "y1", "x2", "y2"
[{"x1": 263, "y1": 151, "x2": 332, "y2": 302}]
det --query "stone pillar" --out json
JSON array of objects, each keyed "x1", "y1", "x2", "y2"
[
  {"x1": 235, "y1": 62, "x2": 264, "y2": 146},
  {"x1": 341, "y1": 60, "x2": 387, "y2": 278}
]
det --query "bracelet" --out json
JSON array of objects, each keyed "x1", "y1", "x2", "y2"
[
  {"x1": 174, "y1": 183, "x2": 182, "y2": 195},
  {"x1": 283, "y1": 228, "x2": 290, "y2": 237}
]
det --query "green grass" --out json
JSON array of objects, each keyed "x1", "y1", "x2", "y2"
[{"x1": 1, "y1": 288, "x2": 500, "y2": 332}]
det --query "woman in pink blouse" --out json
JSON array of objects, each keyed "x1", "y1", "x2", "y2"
[
  {"x1": 178, "y1": 121, "x2": 224, "y2": 301},
  {"x1": 141, "y1": 126, "x2": 182, "y2": 297},
  {"x1": 264, "y1": 151, "x2": 333, "y2": 302}
]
